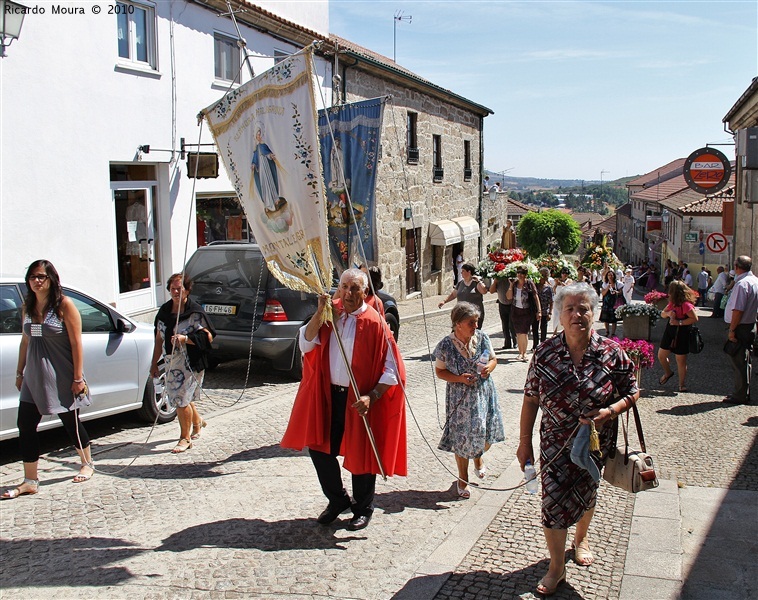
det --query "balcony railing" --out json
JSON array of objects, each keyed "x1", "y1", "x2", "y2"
[
  {"x1": 463, "y1": 167, "x2": 472, "y2": 181},
  {"x1": 433, "y1": 166, "x2": 444, "y2": 182},
  {"x1": 407, "y1": 147, "x2": 419, "y2": 164}
]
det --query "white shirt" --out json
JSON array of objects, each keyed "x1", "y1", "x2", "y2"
[
  {"x1": 299, "y1": 303, "x2": 399, "y2": 388},
  {"x1": 711, "y1": 272, "x2": 728, "y2": 295},
  {"x1": 622, "y1": 274, "x2": 635, "y2": 302},
  {"x1": 697, "y1": 270, "x2": 709, "y2": 289},
  {"x1": 684, "y1": 273, "x2": 693, "y2": 287}
]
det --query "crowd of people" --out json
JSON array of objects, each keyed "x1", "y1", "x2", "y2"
[{"x1": 3, "y1": 252, "x2": 756, "y2": 596}]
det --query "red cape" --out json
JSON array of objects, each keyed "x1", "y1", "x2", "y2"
[{"x1": 280, "y1": 306, "x2": 407, "y2": 476}]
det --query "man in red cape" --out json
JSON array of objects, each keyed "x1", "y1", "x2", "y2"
[{"x1": 281, "y1": 269, "x2": 406, "y2": 531}]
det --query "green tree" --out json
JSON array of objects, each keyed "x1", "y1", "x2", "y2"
[{"x1": 516, "y1": 210, "x2": 582, "y2": 257}]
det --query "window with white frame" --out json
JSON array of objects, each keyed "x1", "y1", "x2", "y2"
[
  {"x1": 214, "y1": 33, "x2": 240, "y2": 83},
  {"x1": 116, "y1": 1, "x2": 156, "y2": 68}
]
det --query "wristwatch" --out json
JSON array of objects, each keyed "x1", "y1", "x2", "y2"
[
  {"x1": 607, "y1": 405, "x2": 618, "y2": 420},
  {"x1": 368, "y1": 389, "x2": 381, "y2": 404}
]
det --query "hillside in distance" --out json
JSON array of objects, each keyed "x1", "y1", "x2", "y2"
[{"x1": 484, "y1": 171, "x2": 636, "y2": 191}]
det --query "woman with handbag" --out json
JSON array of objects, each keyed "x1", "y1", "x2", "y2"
[
  {"x1": 150, "y1": 274, "x2": 216, "y2": 453},
  {"x1": 2, "y1": 260, "x2": 94, "y2": 500},
  {"x1": 600, "y1": 270, "x2": 624, "y2": 337},
  {"x1": 506, "y1": 266, "x2": 541, "y2": 361},
  {"x1": 657, "y1": 280, "x2": 698, "y2": 392},
  {"x1": 517, "y1": 282, "x2": 639, "y2": 596}
]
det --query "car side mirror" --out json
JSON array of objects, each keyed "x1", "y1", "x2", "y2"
[{"x1": 116, "y1": 318, "x2": 135, "y2": 334}]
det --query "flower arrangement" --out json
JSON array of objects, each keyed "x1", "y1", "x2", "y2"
[
  {"x1": 611, "y1": 337, "x2": 655, "y2": 369},
  {"x1": 502, "y1": 260, "x2": 541, "y2": 283},
  {"x1": 615, "y1": 302, "x2": 661, "y2": 325},
  {"x1": 644, "y1": 290, "x2": 668, "y2": 305},
  {"x1": 536, "y1": 255, "x2": 578, "y2": 279},
  {"x1": 581, "y1": 242, "x2": 622, "y2": 271},
  {"x1": 478, "y1": 248, "x2": 527, "y2": 279}
]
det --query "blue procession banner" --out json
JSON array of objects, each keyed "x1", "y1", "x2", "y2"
[
  {"x1": 202, "y1": 47, "x2": 331, "y2": 294},
  {"x1": 318, "y1": 97, "x2": 385, "y2": 272}
]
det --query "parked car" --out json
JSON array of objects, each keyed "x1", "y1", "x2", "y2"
[
  {"x1": 0, "y1": 278, "x2": 175, "y2": 441},
  {"x1": 184, "y1": 242, "x2": 400, "y2": 379}
]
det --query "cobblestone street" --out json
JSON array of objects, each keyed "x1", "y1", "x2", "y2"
[{"x1": 0, "y1": 295, "x2": 755, "y2": 599}]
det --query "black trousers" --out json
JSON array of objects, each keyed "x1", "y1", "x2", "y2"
[
  {"x1": 17, "y1": 400, "x2": 90, "y2": 463},
  {"x1": 728, "y1": 324, "x2": 756, "y2": 403},
  {"x1": 497, "y1": 301, "x2": 517, "y2": 348},
  {"x1": 530, "y1": 317, "x2": 539, "y2": 349},
  {"x1": 309, "y1": 385, "x2": 376, "y2": 517},
  {"x1": 538, "y1": 314, "x2": 550, "y2": 343}
]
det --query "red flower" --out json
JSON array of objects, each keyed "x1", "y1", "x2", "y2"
[{"x1": 494, "y1": 263, "x2": 505, "y2": 272}]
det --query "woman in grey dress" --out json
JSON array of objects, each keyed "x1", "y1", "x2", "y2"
[
  {"x1": 2, "y1": 260, "x2": 93, "y2": 500},
  {"x1": 438, "y1": 263, "x2": 488, "y2": 329},
  {"x1": 150, "y1": 274, "x2": 215, "y2": 454},
  {"x1": 434, "y1": 302, "x2": 504, "y2": 498}
]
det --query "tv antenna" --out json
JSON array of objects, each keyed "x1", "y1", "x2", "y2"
[{"x1": 393, "y1": 10, "x2": 412, "y2": 63}]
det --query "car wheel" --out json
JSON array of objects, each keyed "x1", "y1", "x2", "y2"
[
  {"x1": 385, "y1": 312, "x2": 399, "y2": 341},
  {"x1": 136, "y1": 376, "x2": 177, "y2": 424},
  {"x1": 286, "y1": 347, "x2": 303, "y2": 381}
]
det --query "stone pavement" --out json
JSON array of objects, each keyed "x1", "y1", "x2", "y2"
[{"x1": 0, "y1": 291, "x2": 755, "y2": 599}]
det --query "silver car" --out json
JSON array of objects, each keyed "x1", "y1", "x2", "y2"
[{"x1": 0, "y1": 278, "x2": 175, "y2": 441}]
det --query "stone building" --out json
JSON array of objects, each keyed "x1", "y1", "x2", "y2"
[
  {"x1": 723, "y1": 77, "x2": 758, "y2": 267},
  {"x1": 329, "y1": 36, "x2": 494, "y2": 299}
]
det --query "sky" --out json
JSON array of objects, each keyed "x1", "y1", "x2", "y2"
[{"x1": 329, "y1": 1, "x2": 758, "y2": 182}]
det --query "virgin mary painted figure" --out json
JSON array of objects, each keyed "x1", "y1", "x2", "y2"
[{"x1": 250, "y1": 122, "x2": 286, "y2": 213}]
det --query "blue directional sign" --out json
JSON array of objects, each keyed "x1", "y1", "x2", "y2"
[{"x1": 699, "y1": 242, "x2": 705, "y2": 255}]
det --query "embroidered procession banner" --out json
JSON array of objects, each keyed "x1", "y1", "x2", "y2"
[
  {"x1": 202, "y1": 48, "x2": 331, "y2": 293},
  {"x1": 318, "y1": 98, "x2": 384, "y2": 272}
]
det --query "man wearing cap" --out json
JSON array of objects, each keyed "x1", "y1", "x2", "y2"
[
  {"x1": 723, "y1": 256, "x2": 758, "y2": 405},
  {"x1": 710, "y1": 266, "x2": 728, "y2": 318}
]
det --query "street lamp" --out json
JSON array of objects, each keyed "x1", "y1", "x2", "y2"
[{"x1": 0, "y1": 0, "x2": 26, "y2": 57}]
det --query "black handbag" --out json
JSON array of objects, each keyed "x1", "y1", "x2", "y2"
[{"x1": 688, "y1": 326, "x2": 704, "y2": 354}]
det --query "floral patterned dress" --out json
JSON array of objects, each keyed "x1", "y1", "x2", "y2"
[
  {"x1": 524, "y1": 331, "x2": 638, "y2": 528},
  {"x1": 155, "y1": 302, "x2": 212, "y2": 409},
  {"x1": 435, "y1": 331, "x2": 505, "y2": 458}
]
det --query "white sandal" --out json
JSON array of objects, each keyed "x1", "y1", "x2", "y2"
[
  {"x1": 1, "y1": 478, "x2": 39, "y2": 499},
  {"x1": 456, "y1": 482, "x2": 470, "y2": 499}
]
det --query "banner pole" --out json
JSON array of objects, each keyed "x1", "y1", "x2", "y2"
[{"x1": 330, "y1": 319, "x2": 388, "y2": 481}]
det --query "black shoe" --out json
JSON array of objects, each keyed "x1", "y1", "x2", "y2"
[
  {"x1": 316, "y1": 498, "x2": 351, "y2": 524},
  {"x1": 347, "y1": 513, "x2": 372, "y2": 531}
]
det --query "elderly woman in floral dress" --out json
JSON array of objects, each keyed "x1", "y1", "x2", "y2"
[{"x1": 517, "y1": 283, "x2": 639, "y2": 596}]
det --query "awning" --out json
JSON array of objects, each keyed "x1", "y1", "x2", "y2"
[
  {"x1": 452, "y1": 216, "x2": 481, "y2": 241},
  {"x1": 429, "y1": 220, "x2": 462, "y2": 246}
]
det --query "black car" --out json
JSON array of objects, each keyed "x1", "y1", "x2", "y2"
[{"x1": 184, "y1": 243, "x2": 399, "y2": 379}]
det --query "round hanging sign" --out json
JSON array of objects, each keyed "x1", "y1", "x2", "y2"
[{"x1": 683, "y1": 147, "x2": 732, "y2": 195}]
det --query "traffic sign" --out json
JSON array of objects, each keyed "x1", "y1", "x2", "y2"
[
  {"x1": 683, "y1": 147, "x2": 732, "y2": 195},
  {"x1": 706, "y1": 232, "x2": 728, "y2": 254},
  {"x1": 699, "y1": 242, "x2": 705, "y2": 255}
]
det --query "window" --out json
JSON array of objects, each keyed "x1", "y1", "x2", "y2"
[
  {"x1": 214, "y1": 33, "x2": 240, "y2": 83},
  {"x1": 274, "y1": 49, "x2": 291, "y2": 64},
  {"x1": 66, "y1": 290, "x2": 116, "y2": 333},
  {"x1": 0, "y1": 285, "x2": 23, "y2": 334},
  {"x1": 407, "y1": 112, "x2": 418, "y2": 164},
  {"x1": 433, "y1": 134, "x2": 443, "y2": 182},
  {"x1": 464, "y1": 140, "x2": 472, "y2": 181},
  {"x1": 116, "y1": 1, "x2": 156, "y2": 69},
  {"x1": 431, "y1": 246, "x2": 443, "y2": 273}
]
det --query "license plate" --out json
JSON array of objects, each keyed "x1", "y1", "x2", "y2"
[{"x1": 203, "y1": 304, "x2": 237, "y2": 315}]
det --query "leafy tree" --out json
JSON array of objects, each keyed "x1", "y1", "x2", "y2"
[{"x1": 516, "y1": 210, "x2": 582, "y2": 257}]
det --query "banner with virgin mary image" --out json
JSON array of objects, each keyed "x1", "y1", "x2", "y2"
[
  {"x1": 318, "y1": 97, "x2": 384, "y2": 272},
  {"x1": 202, "y1": 47, "x2": 331, "y2": 294}
]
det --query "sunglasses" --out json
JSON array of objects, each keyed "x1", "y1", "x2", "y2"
[{"x1": 29, "y1": 275, "x2": 49, "y2": 282}]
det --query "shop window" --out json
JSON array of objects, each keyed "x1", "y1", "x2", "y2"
[
  {"x1": 197, "y1": 197, "x2": 254, "y2": 245},
  {"x1": 431, "y1": 245, "x2": 443, "y2": 273}
]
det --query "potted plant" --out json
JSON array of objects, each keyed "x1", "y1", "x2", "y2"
[
  {"x1": 644, "y1": 290, "x2": 669, "y2": 311},
  {"x1": 615, "y1": 303, "x2": 661, "y2": 341},
  {"x1": 611, "y1": 337, "x2": 655, "y2": 388}
]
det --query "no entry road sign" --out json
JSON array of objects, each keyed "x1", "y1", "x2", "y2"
[{"x1": 706, "y1": 232, "x2": 728, "y2": 254}]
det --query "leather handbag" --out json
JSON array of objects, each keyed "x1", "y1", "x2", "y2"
[
  {"x1": 603, "y1": 404, "x2": 659, "y2": 493},
  {"x1": 689, "y1": 326, "x2": 705, "y2": 354}
]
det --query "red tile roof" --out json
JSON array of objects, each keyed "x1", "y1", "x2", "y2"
[
  {"x1": 627, "y1": 158, "x2": 686, "y2": 188},
  {"x1": 632, "y1": 174, "x2": 690, "y2": 202},
  {"x1": 507, "y1": 198, "x2": 538, "y2": 216}
]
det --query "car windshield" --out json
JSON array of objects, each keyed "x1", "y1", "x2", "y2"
[{"x1": 188, "y1": 249, "x2": 263, "y2": 288}]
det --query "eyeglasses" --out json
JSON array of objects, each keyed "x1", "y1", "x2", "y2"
[{"x1": 29, "y1": 275, "x2": 49, "y2": 282}]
